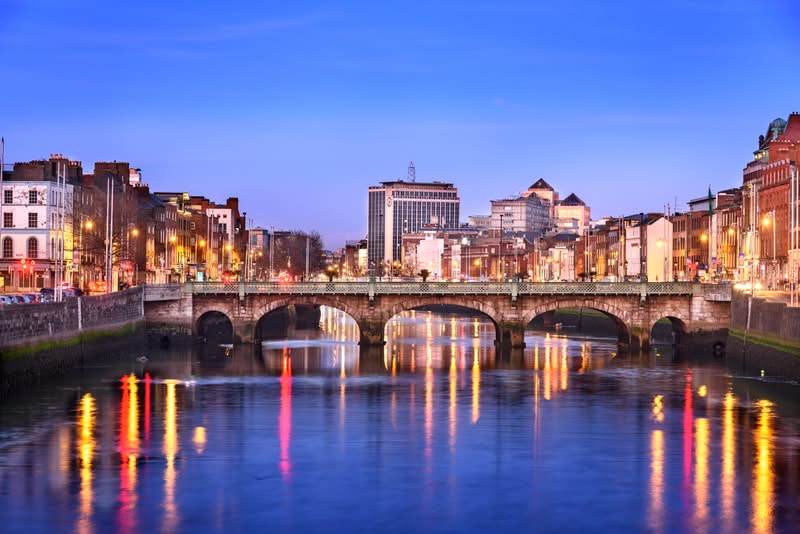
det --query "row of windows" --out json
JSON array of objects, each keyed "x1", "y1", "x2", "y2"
[
  {"x1": 3, "y1": 213, "x2": 39, "y2": 228},
  {"x1": 3, "y1": 190, "x2": 41, "y2": 204},
  {"x1": 392, "y1": 190, "x2": 457, "y2": 200},
  {"x1": 1, "y1": 237, "x2": 39, "y2": 259}
]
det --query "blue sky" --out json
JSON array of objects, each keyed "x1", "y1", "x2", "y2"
[{"x1": 2, "y1": 0, "x2": 799, "y2": 248}]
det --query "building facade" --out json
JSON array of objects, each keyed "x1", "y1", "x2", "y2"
[{"x1": 367, "y1": 180, "x2": 460, "y2": 272}]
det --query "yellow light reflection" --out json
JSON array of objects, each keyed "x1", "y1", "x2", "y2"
[
  {"x1": 118, "y1": 375, "x2": 138, "y2": 532},
  {"x1": 77, "y1": 393, "x2": 96, "y2": 534},
  {"x1": 752, "y1": 400, "x2": 774, "y2": 534},
  {"x1": 560, "y1": 345, "x2": 568, "y2": 391},
  {"x1": 543, "y1": 345, "x2": 551, "y2": 401},
  {"x1": 693, "y1": 418, "x2": 710, "y2": 530},
  {"x1": 193, "y1": 427, "x2": 207, "y2": 454},
  {"x1": 425, "y1": 361, "x2": 433, "y2": 464},
  {"x1": 127, "y1": 374, "x2": 140, "y2": 454},
  {"x1": 649, "y1": 429, "x2": 664, "y2": 531},
  {"x1": 449, "y1": 356, "x2": 457, "y2": 452},
  {"x1": 698, "y1": 385, "x2": 707, "y2": 398},
  {"x1": 652, "y1": 395, "x2": 664, "y2": 423},
  {"x1": 721, "y1": 392, "x2": 735, "y2": 530},
  {"x1": 163, "y1": 380, "x2": 179, "y2": 532},
  {"x1": 471, "y1": 346, "x2": 480, "y2": 424}
]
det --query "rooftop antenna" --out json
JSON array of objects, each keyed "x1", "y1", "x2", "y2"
[{"x1": 408, "y1": 161, "x2": 416, "y2": 182}]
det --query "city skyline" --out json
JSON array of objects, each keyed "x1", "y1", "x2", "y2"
[{"x1": 2, "y1": 1, "x2": 799, "y2": 248}]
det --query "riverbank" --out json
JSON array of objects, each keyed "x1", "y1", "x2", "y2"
[
  {"x1": 728, "y1": 291, "x2": 800, "y2": 379},
  {"x1": 0, "y1": 288, "x2": 146, "y2": 395}
]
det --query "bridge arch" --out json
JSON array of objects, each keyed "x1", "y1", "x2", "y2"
[
  {"x1": 521, "y1": 298, "x2": 632, "y2": 346},
  {"x1": 195, "y1": 310, "x2": 234, "y2": 343},
  {"x1": 649, "y1": 316, "x2": 688, "y2": 347},
  {"x1": 251, "y1": 296, "x2": 362, "y2": 340},
  {"x1": 383, "y1": 298, "x2": 502, "y2": 344}
]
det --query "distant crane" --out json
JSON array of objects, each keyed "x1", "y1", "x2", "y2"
[{"x1": 408, "y1": 161, "x2": 416, "y2": 182}]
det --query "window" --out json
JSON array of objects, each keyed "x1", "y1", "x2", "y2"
[
  {"x1": 2, "y1": 237, "x2": 11, "y2": 258},
  {"x1": 27, "y1": 237, "x2": 38, "y2": 259},
  {"x1": 28, "y1": 212, "x2": 38, "y2": 228},
  {"x1": 3, "y1": 190, "x2": 11, "y2": 204},
  {"x1": 29, "y1": 190, "x2": 37, "y2": 204},
  {"x1": 3, "y1": 213, "x2": 11, "y2": 228}
]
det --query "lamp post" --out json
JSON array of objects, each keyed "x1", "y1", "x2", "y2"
[
  {"x1": 762, "y1": 210, "x2": 776, "y2": 288},
  {"x1": 169, "y1": 234, "x2": 177, "y2": 282},
  {"x1": 700, "y1": 233, "x2": 708, "y2": 280},
  {"x1": 727, "y1": 225, "x2": 739, "y2": 281},
  {"x1": 130, "y1": 227, "x2": 139, "y2": 286},
  {"x1": 79, "y1": 219, "x2": 93, "y2": 291}
]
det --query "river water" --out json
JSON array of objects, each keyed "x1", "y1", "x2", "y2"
[{"x1": 1, "y1": 307, "x2": 798, "y2": 533}]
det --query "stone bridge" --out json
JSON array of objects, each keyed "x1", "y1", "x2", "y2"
[{"x1": 143, "y1": 281, "x2": 732, "y2": 351}]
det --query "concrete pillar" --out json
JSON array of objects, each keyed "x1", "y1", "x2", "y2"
[
  {"x1": 630, "y1": 326, "x2": 650, "y2": 353},
  {"x1": 358, "y1": 319, "x2": 386, "y2": 346},
  {"x1": 498, "y1": 321, "x2": 526, "y2": 348},
  {"x1": 359, "y1": 346, "x2": 388, "y2": 373},
  {"x1": 233, "y1": 320, "x2": 255, "y2": 344}
]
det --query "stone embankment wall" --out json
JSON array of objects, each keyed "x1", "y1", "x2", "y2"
[
  {"x1": 0, "y1": 287, "x2": 146, "y2": 394},
  {"x1": 0, "y1": 287, "x2": 144, "y2": 349},
  {"x1": 727, "y1": 291, "x2": 800, "y2": 379}
]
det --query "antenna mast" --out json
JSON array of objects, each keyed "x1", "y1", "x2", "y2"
[{"x1": 408, "y1": 161, "x2": 416, "y2": 182}]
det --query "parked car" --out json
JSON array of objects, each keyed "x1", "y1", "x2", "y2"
[
  {"x1": 0, "y1": 295, "x2": 14, "y2": 305},
  {"x1": 23, "y1": 293, "x2": 39, "y2": 303}
]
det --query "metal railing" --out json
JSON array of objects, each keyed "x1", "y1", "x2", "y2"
[{"x1": 144, "y1": 281, "x2": 701, "y2": 298}]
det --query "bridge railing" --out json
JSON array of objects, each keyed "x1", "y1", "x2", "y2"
[
  {"x1": 172, "y1": 281, "x2": 698, "y2": 296},
  {"x1": 143, "y1": 283, "x2": 185, "y2": 301}
]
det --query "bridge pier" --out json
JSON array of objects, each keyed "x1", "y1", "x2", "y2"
[
  {"x1": 358, "y1": 319, "x2": 386, "y2": 346},
  {"x1": 630, "y1": 327, "x2": 650, "y2": 353},
  {"x1": 233, "y1": 321, "x2": 255, "y2": 344},
  {"x1": 498, "y1": 322, "x2": 526, "y2": 349}
]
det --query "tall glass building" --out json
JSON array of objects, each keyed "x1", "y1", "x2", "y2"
[{"x1": 367, "y1": 181, "x2": 460, "y2": 272}]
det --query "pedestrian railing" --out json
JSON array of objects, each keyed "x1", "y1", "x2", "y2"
[{"x1": 142, "y1": 281, "x2": 703, "y2": 299}]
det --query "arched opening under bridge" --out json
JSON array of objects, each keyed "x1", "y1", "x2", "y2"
[
  {"x1": 255, "y1": 304, "x2": 360, "y2": 342},
  {"x1": 384, "y1": 304, "x2": 500, "y2": 368},
  {"x1": 196, "y1": 310, "x2": 234, "y2": 345},
  {"x1": 523, "y1": 303, "x2": 631, "y2": 349},
  {"x1": 650, "y1": 316, "x2": 688, "y2": 349}
]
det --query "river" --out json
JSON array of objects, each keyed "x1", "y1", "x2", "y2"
[{"x1": 0, "y1": 307, "x2": 798, "y2": 533}]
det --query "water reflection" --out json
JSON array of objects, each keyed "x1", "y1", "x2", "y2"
[
  {"x1": 163, "y1": 380, "x2": 179, "y2": 532},
  {"x1": 279, "y1": 355, "x2": 292, "y2": 481},
  {"x1": 753, "y1": 400, "x2": 774, "y2": 534},
  {"x1": 0, "y1": 306, "x2": 798, "y2": 533},
  {"x1": 118, "y1": 374, "x2": 138, "y2": 533},
  {"x1": 77, "y1": 393, "x2": 96, "y2": 534}
]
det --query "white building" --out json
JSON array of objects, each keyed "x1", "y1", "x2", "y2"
[
  {"x1": 625, "y1": 215, "x2": 673, "y2": 282},
  {"x1": 416, "y1": 233, "x2": 444, "y2": 280},
  {"x1": 1, "y1": 180, "x2": 74, "y2": 290}
]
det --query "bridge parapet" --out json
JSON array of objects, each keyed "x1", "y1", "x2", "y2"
[
  {"x1": 177, "y1": 281, "x2": 698, "y2": 296},
  {"x1": 143, "y1": 283, "x2": 185, "y2": 301},
  {"x1": 702, "y1": 283, "x2": 732, "y2": 302}
]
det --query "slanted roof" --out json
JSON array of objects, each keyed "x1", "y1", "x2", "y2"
[
  {"x1": 559, "y1": 193, "x2": 585, "y2": 206},
  {"x1": 528, "y1": 178, "x2": 554, "y2": 190}
]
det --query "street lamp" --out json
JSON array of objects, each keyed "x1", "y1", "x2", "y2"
[
  {"x1": 169, "y1": 235, "x2": 177, "y2": 282},
  {"x1": 727, "y1": 225, "x2": 739, "y2": 281},
  {"x1": 79, "y1": 219, "x2": 94, "y2": 291},
  {"x1": 130, "y1": 227, "x2": 140, "y2": 285},
  {"x1": 762, "y1": 210, "x2": 776, "y2": 288}
]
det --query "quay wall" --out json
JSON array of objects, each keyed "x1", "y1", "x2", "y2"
[
  {"x1": 727, "y1": 291, "x2": 800, "y2": 379},
  {"x1": 0, "y1": 288, "x2": 146, "y2": 395}
]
